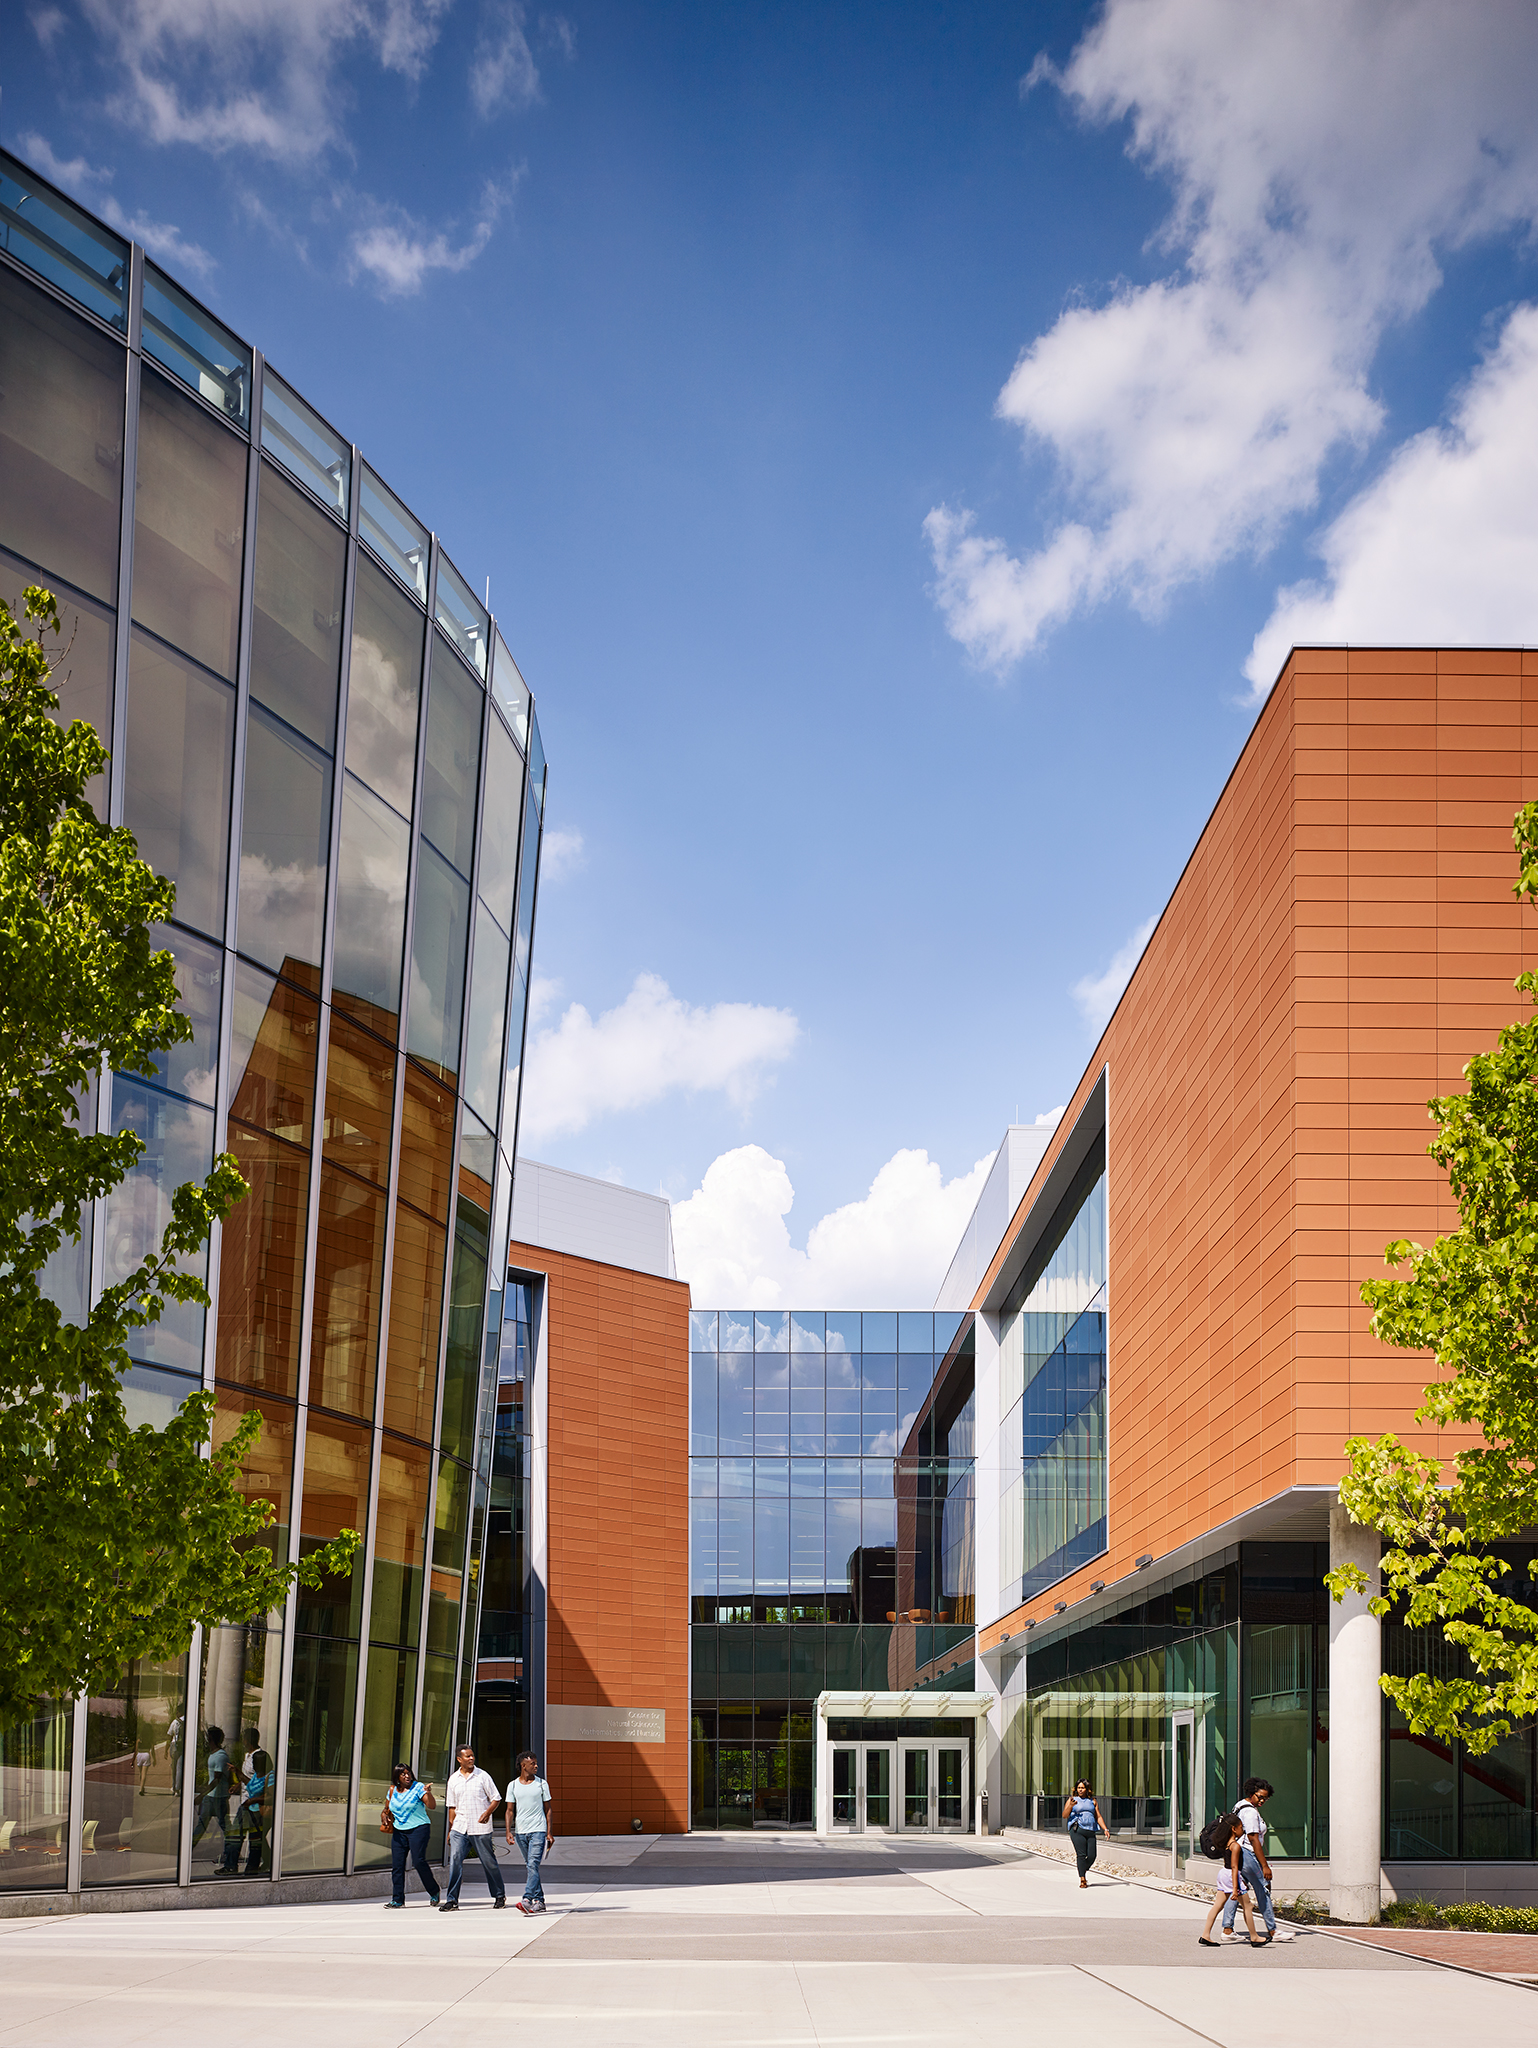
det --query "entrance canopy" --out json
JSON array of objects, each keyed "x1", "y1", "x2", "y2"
[
  {"x1": 814, "y1": 1690, "x2": 994, "y2": 1836},
  {"x1": 816, "y1": 1690, "x2": 993, "y2": 1721}
]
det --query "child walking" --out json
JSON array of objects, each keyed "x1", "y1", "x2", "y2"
[{"x1": 1199, "y1": 1813, "x2": 1264, "y2": 1948}]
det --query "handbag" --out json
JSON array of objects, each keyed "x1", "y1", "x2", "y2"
[{"x1": 380, "y1": 1801, "x2": 394, "y2": 1836}]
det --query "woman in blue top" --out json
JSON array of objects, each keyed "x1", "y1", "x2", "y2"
[
  {"x1": 382, "y1": 1763, "x2": 440, "y2": 1909},
  {"x1": 1062, "y1": 1777, "x2": 1107, "y2": 1888}
]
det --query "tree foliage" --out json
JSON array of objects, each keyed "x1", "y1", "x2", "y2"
[
  {"x1": 1327, "y1": 802, "x2": 1538, "y2": 1753},
  {"x1": 0, "y1": 589, "x2": 356, "y2": 1724}
]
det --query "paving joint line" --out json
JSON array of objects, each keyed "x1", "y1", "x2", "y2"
[{"x1": 1073, "y1": 1962, "x2": 1230, "y2": 2046}]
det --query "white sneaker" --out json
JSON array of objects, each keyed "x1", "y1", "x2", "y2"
[{"x1": 1219, "y1": 1930, "x2": 1240, "y2": 1943}]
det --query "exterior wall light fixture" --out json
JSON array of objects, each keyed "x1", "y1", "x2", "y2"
[
  {"x1": 1135, "y1": 1554, "x2": 1154, "y2": 1569},
  {"x1": 1053, "y1": 1601, "x2": 1068, "y2": 1614},
  {"x1": 1089, "y1": 1580, "x2": 1106, "y2": 1593}
]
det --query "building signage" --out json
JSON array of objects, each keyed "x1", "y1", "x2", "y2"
[{"x1": 547, "y1": 1704, "x2": 666, "y2": 1745}]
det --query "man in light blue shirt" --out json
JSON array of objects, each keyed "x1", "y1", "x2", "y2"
[{"x1": 504, "y1": 1752, "x2": 553, "y2": 1914}]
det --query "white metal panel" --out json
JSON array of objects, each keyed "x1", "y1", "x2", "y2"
[
  {"x1": 934, "y1": 1125, "x2": 1054, "y2": 1311},
  {"x1": 509, "y1": 1157, "x2": 676, "y2": 1278}
]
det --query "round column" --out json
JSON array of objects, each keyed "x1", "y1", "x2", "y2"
[{"x1": 1328, "y1": 1503, "x2": 1382, "y2": 1922}]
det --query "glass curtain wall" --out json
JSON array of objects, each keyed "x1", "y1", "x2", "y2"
[
  {"x1": 998, "y1": 1140, "x2": 1108, "y2": 1609},
  {"x1": 688, "y1": 1310, "x2": 972, "y2": 1828},
  {"x1": 0, "y1": 145, "x2": 545, "y2": 1893}
]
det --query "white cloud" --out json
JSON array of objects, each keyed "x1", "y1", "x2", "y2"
[
  {"x1": 672, "y1": 1144, "x2": 996, "y2": 1310},
  {"x1": 538, "y1": 825, "x2": 584, "y2": 881},
  {"x1": 81, "y1": 0, "x2": 453, "y2": 163},
  {"x1": 519, "y1": 972, "x2": 799, "y2": 1145},
  {"x1": 1072, "y1": 913, "x2": 1157, "y2": 1035},
  {"x1": 29, "y1": 6, "x2": 67, "y2": 49},
  {"x1": 927, "y1": 1, "x2": 1538, "y2": 670},
  {"x1": 348, "y1": 174, "x2": 517, "y2": 296},
  {"x1": 17, "y1": 129, "x2": 215, "y2": 275},
  {"x1": 472, "y1": 0, "x2": 540, "y2": 117},
  {"x1": 1031, "y1": 1104, "x2": 1065, "y2": 1129},
  {"x1": 1247, "y1": 302, "x2": 1538, "y2": 691}
]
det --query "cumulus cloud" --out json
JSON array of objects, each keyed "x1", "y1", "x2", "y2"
[
  {"x1": 538, "y1": 825, "x2": 585, "y2": 881},
  {"x1": 472, "y1": 0, "x2": 540, "y2": 116},
  {"x1": 348, "y1": 174, "x2": 517, "y2": 296},
  {"x1": 928, "y1": 1, "x2": 1538, "y2": 670},
  {"x1": 672, "y1": 1144, "x2": 996, "y2": 1310},
  {"x1": 1072, "y1": 913, "x2": 1157, "y2": 1034},
  {"x1": 519, "y1": 972, "x2": 799, "y2": 1145},
  {"x1": 81, "y1": 0, "x2": 453, "y2": 163},
  {"x1": 1247, "y1": 303, "x2": 1538, "y2": 690}
]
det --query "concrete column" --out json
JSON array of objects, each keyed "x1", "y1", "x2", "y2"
[{"x1": 1328, "y1": 1504, "x2": 1382, "y2": 1923}]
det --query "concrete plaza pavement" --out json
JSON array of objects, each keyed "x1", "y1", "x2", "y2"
[{"x1": 0, "y1": 1832, "x2": 1528, "y2": 2046}]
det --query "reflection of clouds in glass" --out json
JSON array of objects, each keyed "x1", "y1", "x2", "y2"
[
  {"x1": 867, "y1": 1425, "x2": 899, "y2": 1457},
  {"x1": 346, "y1": 631, "x2": 419, "y2": 815},
  {"x1": 104, "y1": 1081, "x2": 213, "y2": 1374},
  {"x1": 827, "y1": 1352, "x2": 857, "y2": 1389},
  {"x1": 788, "y1": 1314, "x2": 822, "y2": 1352},
  {"x1": 333, "y1": 780, "x2": 409, "y2": 1014},
  {"x1": 718, "y1": 1312, "x2": 751, "y2": 1353},
  {"x1": 408, "y1": 953, "x2": 446, "y2": 1065},
  {"x1": 237, "y1": 852, "x2": 325, "y2": 976}
]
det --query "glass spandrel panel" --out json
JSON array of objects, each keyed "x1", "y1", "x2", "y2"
[
  {"x1": 295, "y1": 1412, "x2": 369, "y2": 1636},
  {"x1": 105, "y1": 1075, "x2": 214, "y2": 1374},
  {"x1": 528, "y1": 707, "x2": 545, "y2": 816},
  {"x1": 756, "y1": 1312, "x2": 789, "y2": 1353},
  {"x1": 133, "y1": 372, "x2": 245, "y2": 679},
  {"x1": 0, "y1": 266, "x2": 124, "y2": 603},
  {"x1": 477, "y1": 715, "x2": 523, "y2": 936},
  {"x1": 215, "y1": 1127, "x2": 308, "y2": 1400},
  {"x1": 124, "y1": 631, "x2": 234, "y2": 938},
  {"x1": 398, "y1": 1062, "x2": 455, "y2": 1226},
  {"x1": 331, "y1": 774, "x2": 410, "y2": 1037},
  {"x1": 250, "y1": 461, "x2": 343, "y2": 751},
  {"x1": 422, "y1": 636, "x2": 481, "y2": 879},
  {"x1": 462, "y1": 902, "x2": 510, "y2": 1129},
  {"x1": 690, "y1": 1311, "x2": 717, "y2": 1350},
  {"x1": 434, "y1": 555, "x2": 488, "y2": 679},
  {"x1": 489, "y1": 632, "x2": 529, "y2": 751},
  {"x1": 308, "y1": 1168, "x2": 387, "y2": 1421},
  {"x1": 382, "y1": 1203, "x2": 447, "y2": 1442},
  {"x1": 370, "y1": 1436, "x2": 431, "y2": 1645},
  {"x1": 228, "y1": 961, "x2": 320, "y2": 1145},
  {"x1": 789, "y1": 1314, "x2": 824, "y2": 1352},
  {"x1": 236, "y1": 703, "x2": 331, "y2": 985},
  {"x1": 406, "y1": 839, "x2": 469, "y2": 1088},
  {"x1": 346, "y1": 554, "x2": 424, "y2": 816},
  {"x1": 259, "y1": 371, "x2": 348, "y2": 517},
  {"x1": 142, "y1": 265, "x2": 250, "y2": 426},
  {"x1": 145, "y1": 922, "x2": 221, "y2": 1105},
  {"x1": 0, "y1": 151, "x2": 127, "y2": 326},
  {"x1": 0, "y1": 552, "x2": 113, "y2": 816},
  {"x1": 359, "y1": 465, "x2": 428, "y2": 602},
  {"x1": 0, "y1": 1696, "x2": 72, "y2": 1891},
  {"x1": 282, "y1": 1635, "x2": 357, "y2": 1874},
  {"x1": 898, "y1": 1313, "x2": 934, "y2": 1353},
  {"x1": 81, "y1": 1655, "x2": 186, "y2": 1885},
  {"x1": 190, "y1": 1626, "x2": 280, "y2": 1879},
  {"x1": 322, "y1": 1011, "x2": 396, "y2": 1190}
]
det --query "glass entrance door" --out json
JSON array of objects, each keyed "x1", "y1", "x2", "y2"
[
  {"x1": 1171, "y1": 1711, "x2": 1196, "y2": 1875},
  {"x1": 901, "y1": 1744, "x2": 929, "y2": 1830},
  {"x1": 830, "y1": 1743, "x2": 895, "y2": 1833},
  {"x1": 935, "y1": 1744, "x2": 966, "y2": 1832},
  {"x1": 863, "y1": 1745, "x2": 893, "y2": 1832}
]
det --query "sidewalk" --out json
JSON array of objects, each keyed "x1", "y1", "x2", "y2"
[{"x1": 1327, "y1": 1925, "x2": 1538, "y2": 1983}]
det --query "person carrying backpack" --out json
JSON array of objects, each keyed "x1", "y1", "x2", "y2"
[
  {"x1": 1198, "y1": 1812, "x2": 1264, "y2": 1947},
  {"x1": 1220, "y1": 1778, "x2": 1277, "y2": 1942},
  {"x1": 1061, "y1": 1777, "x2": 1107, "y2": 1888}
]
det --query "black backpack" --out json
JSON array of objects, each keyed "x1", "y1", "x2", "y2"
[{"x1": 1198, "y1": 1815, "x2": 1233, "y2": 1860}]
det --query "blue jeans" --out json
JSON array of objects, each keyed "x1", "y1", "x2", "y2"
[
  {"x1": 516, "y1": 1828, "x2": 547, "y2": 1905},
  {"x1": 390, "y1": 1822, "x2": 438, "y2": 1906},
  {"x1": 446, "y1": 1829, "x2": 505, "y2": 1903},
  {"x1": 1222, "y1": 1847, "x2": 1275, "y2": 1933}
]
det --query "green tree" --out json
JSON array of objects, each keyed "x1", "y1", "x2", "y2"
[
  {"x1": 0, "y1": 587, "x2": 356, "y2": 1724},
  {"x1": 1327, "y1": 801, "x2": 1538, "y2": 1753}
]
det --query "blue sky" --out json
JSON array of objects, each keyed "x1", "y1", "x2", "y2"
[{"x1": 9, "y1": 2, "x2": 1538, "y2": 1303}]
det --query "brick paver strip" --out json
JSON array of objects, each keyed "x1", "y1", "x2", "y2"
[{"x1": 1331, "y1": 1927, "x2": 1538, "y2": 1979}]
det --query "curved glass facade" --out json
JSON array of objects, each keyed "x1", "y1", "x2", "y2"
[{"x1": 0, "y1": 147, "x2": 546, "y2": 1893}]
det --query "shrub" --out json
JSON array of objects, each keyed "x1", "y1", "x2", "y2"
[
  {"x1": 1383, "y1": 1895, "x2": 1443, "y2": 1928},
  {"x1": 1442, "y1": 1901, "x2": 1538, "y2": 1934}
]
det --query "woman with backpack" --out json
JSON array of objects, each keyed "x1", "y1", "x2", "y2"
[
  {"x1": 1198, "y1": 1812, "x2": 1264, "y2": 1947},
  {"x1": 1061, "y1": 1777, "x2": 1107, "y2": 1887}
]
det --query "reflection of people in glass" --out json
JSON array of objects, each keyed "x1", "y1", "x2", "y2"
[
  {"x1": 222, "y1": 1749, "x2": 272, "y2": 1876},
  {"x1": 167, "y1": 1713, "x2": 185, "y2": 1795},
  {"x1": 189, "y1": 1726, "x2": 233, "y2": 1855}
]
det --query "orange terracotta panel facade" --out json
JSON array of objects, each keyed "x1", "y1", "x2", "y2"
[
  {"x1": 977, "y1": 648, "x2": 1538, "y2": 1652},
  {"x1": 512, "y1": 1239, "x2": 691, "y2": 1833}
]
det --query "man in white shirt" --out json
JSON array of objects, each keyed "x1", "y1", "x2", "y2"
[
  {"x1": 505, "y1": 1751, "x2": 553, "y2": 1915},
  {"x1": 440, "y1": 1746, "x2": 506, "y2": 1911}
]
